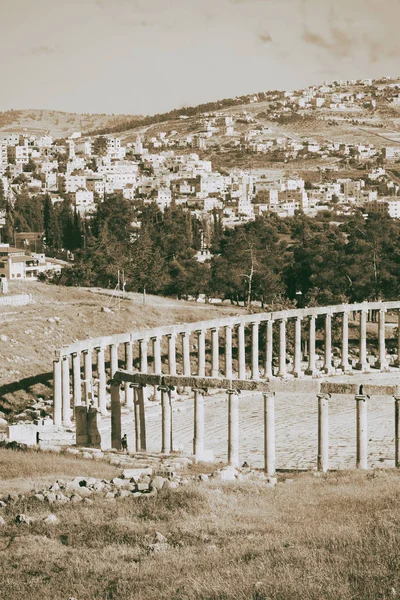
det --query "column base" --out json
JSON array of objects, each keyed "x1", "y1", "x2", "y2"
[
  {"x1": 374, "y1": 361, "x2": 389, "y2": 371},
  {"x1": 340, "y1": 363, "x2": 351, "y2": 372},
  {"x1": 277, "y1": 372, "x2": 288, "y2": 379},
  {"x1": 293, "y1": 370, "x2": 303, "y2": 378},
  {"x1": 211, "y1": 370, "x2": 219, "y2": 378},
  {"x1": 355, "y1": 362, "x2": 370, "y2": 372},
  {"x1": 323, "y1": 366, "x2": 334, "y2": 375},
  {"x1": 305, "y1": 368, "x2": 320, "y2": 377}
]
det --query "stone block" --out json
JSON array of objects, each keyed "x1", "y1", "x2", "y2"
[
  {"x1": 122, "y1": 467, "x2": 153, "y2": 481},
  {"x1": 151, "y1": 476, "x2": 167, "y2": 491},
  {"x1": 137, "y1": 482, "x2": 150, "y2": 492}
]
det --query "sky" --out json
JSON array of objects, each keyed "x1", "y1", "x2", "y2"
[{"x1": 0, "y1": 0, "x2": 398, "y2": 116}]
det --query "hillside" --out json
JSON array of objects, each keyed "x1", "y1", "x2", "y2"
[
  {"x1": 0, "y1": 281, "x2": 242, "y2": 417},
  {"x1": 0, "y1": 109, "x2": 139, "y2": 138}
]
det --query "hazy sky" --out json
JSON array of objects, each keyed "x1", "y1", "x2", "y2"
[{"x1": 0, "y1": 0, "x2": 398, "y2": 115}]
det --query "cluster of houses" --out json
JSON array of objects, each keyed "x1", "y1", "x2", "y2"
[{"x1": 1, "y1": 76, "x2": 400, "y2": 261}]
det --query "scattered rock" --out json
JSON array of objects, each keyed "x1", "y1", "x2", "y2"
[
  {"x1": 15, "y1": 514, "x2": 35, "y2": 525},
  {"x1": 0, "y1": 516, "x2": 6, "y2": 526},
  {"x1": 43, "y1": 514, "x2": 58, "y2": 525}
]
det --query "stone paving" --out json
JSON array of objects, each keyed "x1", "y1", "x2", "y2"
[{"x1": 99, "y1": 371, "x2": 400, "y2": 471}]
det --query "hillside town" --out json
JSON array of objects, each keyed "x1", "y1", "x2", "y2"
[{"x1": 2, "y1": 76, "x2": 400, "y2": 279}]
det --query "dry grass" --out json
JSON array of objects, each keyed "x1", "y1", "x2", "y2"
[{"x1": 1, "y1": 460, "x2": 400, "y2": 599}]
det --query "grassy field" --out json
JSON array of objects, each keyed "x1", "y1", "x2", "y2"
[{"x1": 0, "y1": 447, "x2": 400, "y2": 599}]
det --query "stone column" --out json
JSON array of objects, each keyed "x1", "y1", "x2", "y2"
[
  {"x1": 96, "y1": 346, "x2": 107, "y2": 415},
  {"x1": 182, "y1": 332, "x2": 191, "y2": 376},
  {"x1": 72, "y1": 352, "x2": 82, "y2": 408},
  {"x1": 356, "y1": 394, "x2": 368, "y2": 469},
  {"x1": 317, "y1": 393, "x2": 329, "y2": 472},
  {"x1": 265, "y1": 320, "x2": 273, "y2": 379},
  {"x1": 193, "y1": 388, "x2": 206, "y2": 461},
  {"x1": 227, "y1": 389, "x2": 240, "y2": 467},
  {"x1": 62, "y1": 356, "x2": 71, "y2": 427},
  {"x1": 160, "y1": 386, "x2": 172, "y2": 454},
  {"x1": 167, "y1": 334, "x2": 176, "y2": 376},
  {"x1": 139, "y1": 339, "x2": 148, "y2": 373},
  {"x1": 395, "y1": 395, "x2": 400, "y2": 468},
  {"x1": 340, "y1": 311, "x2": 350, "y2": 372},
  {"x1": 305, "y1": 315, "x2": 317, "y2": 376},
  {"x1": 124, "y1": 342, "x2": 134, "y2": 409},
  {"x1": 323, "y1": 313, "x2": 333, "y2": 375},
  {"x1": 396, "y1": 312, "x2": 400, "y2": 368},
  {"x1": 356, "y1": 310, "x2": 369, "y2": 371},
  {"x1": 277, "y1": 319, "x2": 287, "y2": 378},
  {"x1": 83, "y1": 350, "x2": 93, "y2": 405},
  {"x1": 138, "y1": 385, "x2": 147, "y2": 451},
  {"x1": 225, "y1": 325, "x2": 233, "y2": 379},
  {"x1": 152, "y1": 336, "x2": 162, "y2": 400},
  {"x1": 197, "y1": 330, "x2": 206, "y2": 377},
  {"x1": 376, "y1": 308, "x2": 388, "y2": 370},
  {"x1": 111, "y1": 380, "x2": 121, "y2": 450},
  {"x1": 133, "y1": 384, "x2": 141, "y2": 452},
  {"x1": 211, "y1": 328, "x2": 219, "y2": 377},
  {"x1": 251, "y1": 322, "x2": 259, "y2": 380},
  {"x1": 110, "y1": 343, "x2": 119, "y2": 378},
  {"x1": 53, "y1": 358, "x2": 62, "y2": 426},
  {"x1": 238, "y1": 323, "x2": 246, "y2": 380},
  {"x1": 263, "y1": 392, "x2": 275, "y2": 476},
  {"x1": 293, "y1": 316, "x2": 303, "y2": 378}
]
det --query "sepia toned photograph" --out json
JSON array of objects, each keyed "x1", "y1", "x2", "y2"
[{"x1": 1, "y1": 0, "x2": 400, "y2": 598}]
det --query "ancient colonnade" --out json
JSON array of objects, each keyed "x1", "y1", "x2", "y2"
[{"x1": 53, "y1": 301, "x2": 400, "y2": 428}]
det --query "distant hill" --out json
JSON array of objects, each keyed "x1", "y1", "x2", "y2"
[{"x1": 0, "y1": 109, "x2": 141, "y2": 138}]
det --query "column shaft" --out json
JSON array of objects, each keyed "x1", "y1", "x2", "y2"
[
  {"x1": 251, "y1": 322, "x2": 259, "y2": 380},
  {"x1": 140, "y1": 339, "x2": 148, "y2": 373},
  {"x1": 182, "y1": 332, "x2": 191, "y2": 376},
  {"x1": 153, "y1": 337, "x2": 162, "y2": 374},
  {"x1": 198, "y1": 330, "x2": 206, "y2": 377},
  {"x1": 53, "y1": 359, "x2": 62, "y2": 426},
  {"x1": 277, "y1": 319, "x2": 286, "y2": 378},
  {"x1": 138, "y1": 385, "x2": 147, "y2": 451},
  {"x1": 395, "y1": 396, "x2": 400, "y2": 467},
  {"x1": 62, "y1": 356, "x2": 71, "y2": 427},
  {"x1": 238, "y1": 323, "x2": 246, "y2": 380},
  {"x1": 265, "y1": 320, "x2": 273, "y2": 378},
  {"x1": 397, "y1": 312, "x2": 400, "y2": 367},
  {"x1": 356, "y1": 395, "x2": 368, "y2": 469},
  {"x1": 263, "y1": 392, "x2": 275, "y2": 476},
  {"x1": 293, "y1": 317, "x2": 302, "y2": 377},
  {"x1": 225, "y1": 325, "x2": 233, "y2": 379},
  {"x1": 193, "y1": 389, "x2": 205, "y2": 461},
  {"x1": 211, "y1": 328, "x2": 219, "y2": 377},
  {"x1": 110, "y1": 343, "x2": 119, "y2": 378},
  {"x1": 72, "y1": 352, "x2": 82, "y2": 408},
  {"x1": 167, "y1": 335, "x2": 176, "y2": 376},
  {"x1": 323, "y1": 313, "x2": 333, "y2": 374},
  {"x1": 227, "y1": 390, "x2": 239, "y2": 467},
  {"x1": 341, "y1": 311, "x2": 350, "y2": 371},
  {"x1": 111, "y1": 381, "x2": 121, "y2": 450},
  {"x1": 317, "y1": 394, "x2": 329, "y2": 472},
  {"x1": 161, "y1": 388, "x2": 171, "y2": 454},
  {"x1": 356, "y1": 311, "x2": 369, "y2": 371},
  {"x1": 97, "y1": 347, "x2": 107, "y2": 415},
  {"x1": 83, "y1": 350, "x2": 93, "y2": 405},
  {"x1": 306, "y1": 316, "x2": 317, "y2": 376},
  {"x1": 376, "y1": 309, "x2": 387, "y2": 370},
  {"x1": 134, "y1": 386, "x2": 141, "y2": 452}
]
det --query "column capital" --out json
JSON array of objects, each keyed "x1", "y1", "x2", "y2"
[
  {"x1": 378, "y1": 307, "x2": 387, "y2": 314},
  {"x1": 71, "y1": 351, "x2": 81, "y2": 357},
  {"x1": 355, "y1": 394, "x2": 368, "y2": 402},
  {"x1": 394, "y1": 395, "x2": 400, "y2": 402},
  {"x1": 317, "y1": 392, "x2": 331, "y2": 401},
  {"x1": 95, "y1": 346, "x2": 104, "y2": 353},
  {"x1": 295, "y1": 315, "x2": 303, "y2": 322},
  {"x1": 158, "y1": 384, "x2": 174, "y2": 393},
  {"x1": 192, "y1": 387, "x2": 207, "y2": 394},
  {"x1": 180, "y1": 330, "x2": 190, "y2": 337},
  {"x1": 166, "y1": 333, "x2": 176, "y2": 339},
  {"x1": 226, "y1": 388, "x2": 241, "y2": 395},
  {"x1": 262, "y1": 391, "x2": 275, "y2": 398},
  {"x1": 277, "y1": 317, "x2": 287, "y2": 323}
]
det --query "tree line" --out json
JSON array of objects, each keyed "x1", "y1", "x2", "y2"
[{"x1": 3, "y1": 188, "x2": 400, "y2": 308}]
